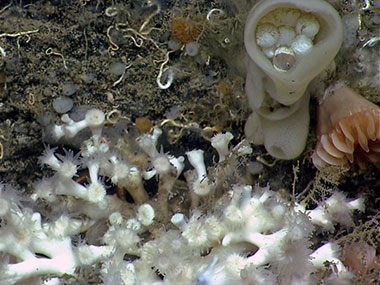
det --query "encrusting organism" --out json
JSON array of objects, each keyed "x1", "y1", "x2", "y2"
[
  {"x1": 171, "y1": 16, "x2": 204, "y2": 44},
  {"x1": 312, "y1": 84, "x2": 380, "y2": 169}
]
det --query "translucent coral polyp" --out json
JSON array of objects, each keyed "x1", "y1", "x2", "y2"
[{"x1": 313, "y1": 86, "x2": 380, "y2": 169}]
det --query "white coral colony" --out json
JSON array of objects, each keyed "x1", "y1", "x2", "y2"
[{"x1": 244, "y1": 0, "x2": 343, "y2": 159}]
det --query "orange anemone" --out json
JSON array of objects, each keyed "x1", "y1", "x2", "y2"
[{"x1": 312, "y1": 85, "x2": 380, "y2": 169}]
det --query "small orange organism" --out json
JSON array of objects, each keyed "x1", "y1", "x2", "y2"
[{"x1": 171, "y1": 16, "x2": 204, "y2": 44}]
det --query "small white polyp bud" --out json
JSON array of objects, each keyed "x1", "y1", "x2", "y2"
[
  {"x1": 186, "y1": 149, "x2": 212, "y2": 196},
  {"x1": 182, "y1": 215, "x2": 208, "y2": 247},
  {"x1": 109, "y1": 212, "x2": 124, "y2": 225},
  {"x1": 125, "y1": 218, "x2": 142, "y2": 232},
  {"x1": 115, "y1": 228, "x2": 140, "y2": 249},
  {"x1": 171, "y1": 213, "x2": 187, "y2": 231},
  {"x1": 87, "y1": 181, "x2": 106, "y2": 203},
  {"x1": 111, "y1": 161, "x2": 130, "y2": 185},
  {"x1": 137, "y1": 129, "x2": 162, "y2": 158},
  {"x1": 136, "y1": 203, "x2": 155, "y2": 226},
  {"x1": 211, "y1": 132, "x2": 233, "y2": 162},
  {"x1": 85, "y1": 109, "x2": 105, "y2": 137},
  {"x1": 224, "y1": 205, "x2": 243, "y2": 224},
  {"x1": 59, "y1": 161, "x2": 77, "y2": 179},
  {"x1": 86, "y1": 109, "x2": 105, "y2": 127},
  {"x1": 256, "y1": 23, "x2": 279, "y2": 48},
  {"x1": 186, "y1": 149, "x2": 207, "y2": 179},
  {"x1": 204, "y1": 215, "x2": 224, "y2": 241},
  {"x1": 169, "y1": 156, "x2": 185, "y2": 177},
  {"x1": 152, "y1": 154, "x2": 172, "y2": 175},
  {"x1": 61, "y1": 114, "x2": 74, "y2": 124}
]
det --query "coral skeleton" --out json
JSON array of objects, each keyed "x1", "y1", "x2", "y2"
[
  {"x1": 1, "y1": 0, "x2": 379, "y2": 283},
  {"x1": 0, "y1": 109, "x2": 366, "y2": 284},
  {"x1": 0, "y1": 107, "x2": 363, "y2": 284}
]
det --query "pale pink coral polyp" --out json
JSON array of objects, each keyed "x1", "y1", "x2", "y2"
[{"x1": 313, "y1": 86, "x2": 380, "y2": 169}]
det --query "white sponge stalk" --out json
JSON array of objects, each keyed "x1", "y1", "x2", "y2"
[
  {"x1": 136, "y1": 203, "x2": 155, "y2": 226},
  {"x1": 85, "y1": 109, "x2": 105, "y2": 137}
]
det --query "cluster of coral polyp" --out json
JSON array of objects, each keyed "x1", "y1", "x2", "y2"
[
  {"x1": 0, "y1": 107, "x2": 368, "y2": 284},
  {"x1": 313, "y1": 85, "x2": 380, "y2": 170}
]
